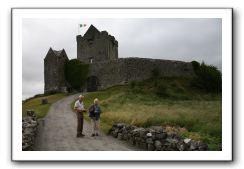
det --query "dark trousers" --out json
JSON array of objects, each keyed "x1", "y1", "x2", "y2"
[{"x1": 76, "y1": 112, "x2": 84, "y2": 135}]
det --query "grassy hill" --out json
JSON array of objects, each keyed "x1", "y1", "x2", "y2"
[
  {"x1": 22, "y1": 93, "x2": 66, "y2": 118},
  {"x1": 81, "y1": 77, "x2": 222, "y2": 150}
]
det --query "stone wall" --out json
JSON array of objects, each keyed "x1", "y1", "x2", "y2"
[
  {"x1": 88, "y1": 57, "x2": 195, "y2": 90},
  {"x1": 109, "y1": 123, "x2": 208, "y2": 151},
  {"x1": 22, "y1": 111, "x2": 38, "y2": 151}
]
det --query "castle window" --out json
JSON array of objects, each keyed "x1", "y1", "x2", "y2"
[
  {"x1": 88, "y1": 40, "x2": 93, "y2": 46},
  {"x1": 89, "y1": 58, "x2": 93, "y2": 63}
]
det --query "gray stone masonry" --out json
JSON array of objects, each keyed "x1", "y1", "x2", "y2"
[
  {"x1": 109, "y1": 123, "x2": 208, "y2": 151},
  {"x1": 77, "y1": 25, "x2": 118, "y2": 64},
  {"x1": 88, "y1": 57, "x2": 194, "y2": 90},
  {"x1": 44, "y1": 48, "x2": 69, "y2": 94},
  {"x1": 22, "y1": 110, "x2": 38, "y2": 151}
]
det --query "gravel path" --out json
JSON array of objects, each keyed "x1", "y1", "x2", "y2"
[{"x1": 34, "y1": 94, "x2": 137, "y2": 151}]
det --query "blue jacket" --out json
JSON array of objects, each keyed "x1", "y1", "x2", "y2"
[
  {"x1": 94, "y1": 105, "x2": 102, "y2": 114},
  {"x1": 89, "y1": 104, "x2": 102, "y2": 120}
]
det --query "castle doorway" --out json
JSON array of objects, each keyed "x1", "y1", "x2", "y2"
[{"x1": 87, "y1": 76, "x2": 99, "y2": 92}]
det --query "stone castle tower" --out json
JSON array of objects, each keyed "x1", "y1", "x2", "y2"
[
  {"x1": 44, "y1": 48, "x2": 69, "y2": 93},
  {"x1": 76, "y1": 25, "x2": 118, "y2": 64}
]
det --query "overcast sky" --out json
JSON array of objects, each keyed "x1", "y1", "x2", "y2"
[{"x1": 22, "y1": 18, "x2": 222, "y2": 100}]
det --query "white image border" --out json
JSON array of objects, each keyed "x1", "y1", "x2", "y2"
[{"x1": 12, "y1": 8, "x2": 232, "y2": 161}]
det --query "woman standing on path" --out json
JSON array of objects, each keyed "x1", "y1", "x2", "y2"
[{"x1": 89, "y1": 98, "x2": 102, "y2": 137}]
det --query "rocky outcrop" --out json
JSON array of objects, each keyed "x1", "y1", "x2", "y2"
[
  {"x1": 22, "y1": 110, "x2": 38, "y2": 151},
  {"x1": 109, "y1": 123, "x2": 208, "y2": 151},
  {"x1": 41, "y1": 98, "x2": 48, "y2": 105}
]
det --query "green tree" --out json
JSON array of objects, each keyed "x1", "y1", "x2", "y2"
[
  {"x1": 191, "y1": 61, "x2": 222, "y2": 93},
  {"x1": 64, "y1": 59, "x2": 89, "y2": 90}
]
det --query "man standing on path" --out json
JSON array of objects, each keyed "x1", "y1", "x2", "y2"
[{"x1": 74, "y1": 95, "x2": 87, "y2": 137}]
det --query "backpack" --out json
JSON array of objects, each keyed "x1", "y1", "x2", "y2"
[{"x1": 88, "y1": 104, "x2": 95, "y2": 117}]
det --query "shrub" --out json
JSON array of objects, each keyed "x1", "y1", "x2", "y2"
[
  {"x1": 64, "y1": 59, "x2": 89, "y2": 90},
  {"x1": 44, "y1": 90, "x2": 58, "y2": 95},
  {"x1": 129, "y1": 80, "x2": 136, "y2": 89},
  {"x1": 128, "y1": 80, "x2": 144, "y2": 94},
  {"x1": 191, "y1": 61, "x2": 222, "y2": 93},
  {"x1": 151, "y1": 67, "x2": 160, "y2": 79},
  {"x1": 191, "y1": 60, "x2": 200, "y2": 71},
  {"x1": 155, "y1": 82, "x2": 169, "y2": 97}
]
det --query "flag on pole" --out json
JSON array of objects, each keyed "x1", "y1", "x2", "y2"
[
  {"x1": 79, "y1": 24, "x2": 87, "y2": 27},
  {"x1": 78, "y1": 24, "x2": 87, "y2": 35}
]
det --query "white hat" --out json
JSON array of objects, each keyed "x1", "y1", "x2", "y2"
[{"x1": 79, "y1": 95, "x2": 84, "y2": 98}]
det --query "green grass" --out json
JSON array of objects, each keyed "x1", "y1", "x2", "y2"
[
  {"x1": 73, "y1": 77, "x2": 222, "y2": 150},
  {"x1": 22, "y1": 93, "x2": 66, "y2": 118}
]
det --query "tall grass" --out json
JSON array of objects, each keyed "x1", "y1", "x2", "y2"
[{"x1": 80, "y1": 78, "x2": 222, "y2": 150}]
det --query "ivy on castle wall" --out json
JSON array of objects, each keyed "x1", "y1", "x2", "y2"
[{"x1": 64, "y1": 59, "x2": 89, "y2": 90}]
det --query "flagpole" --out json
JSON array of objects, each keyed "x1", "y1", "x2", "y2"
[{"x1": 78, "y1": 24, "x2": 87, "y2": 35}]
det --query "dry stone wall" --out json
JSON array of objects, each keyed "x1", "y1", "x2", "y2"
[
  {"x1": 109, "y1": 123, "x2": 208, "y2": 151},
  {"x1": 22, "y1": 110, "x2": 38, "y2": 151}
]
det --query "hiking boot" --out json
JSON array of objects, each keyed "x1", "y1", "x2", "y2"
[
  {"x1": 96, "y1": 133, "x2": 99, "y2": 136},
  {"x1": 77, "y1": 133, "x2": 85, "y2": 137},
  {"x1": 91, "y1": 133, "x2": 95, "y2": 137}
]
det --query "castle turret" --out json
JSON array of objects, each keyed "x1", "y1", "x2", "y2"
[
  {"x1": 44, "y1": 48, "x2": 69, "y2": 94},
  {"x1": 76, "y1": 24, "x2": 118, "y2": 64}
]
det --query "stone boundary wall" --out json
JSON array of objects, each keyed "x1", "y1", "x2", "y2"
[
  {"x1": 88, "y1": 57, "x2": 195, "y2": 90},
  {"x1": 109, "y1": 123, "x2": 208, "y2": 151},
  {"x1": 22, "y1": 111, "x2": 38, "y2": 151}
]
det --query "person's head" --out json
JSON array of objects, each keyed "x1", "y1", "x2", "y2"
[
  {"x1": 94, "y1": 98, "x2": 99, "y2": 105},
  {"x1": 78, "y1": 95, "x2": 84, "y2": 102}
]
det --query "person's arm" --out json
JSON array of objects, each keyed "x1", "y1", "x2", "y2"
[
  {"x1": 88, "y1": 105, "x2": 94, "y2": 112},
  {"x1": 99, "y1": 106, "x2": 102, "y2": 114},
  {"x1": 74, "y1": 107, "x2": 80, "y2": 113},
  {"x1": 80, "y1": 103, "x2": 87, "y2": 112},
  {"x1": 74, "y1": 108, "x2": 79, "y2": 113}
]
